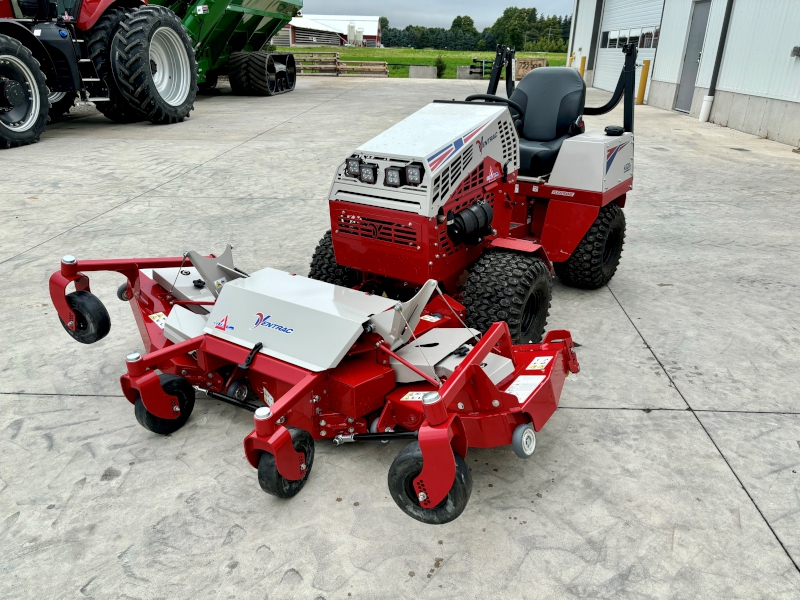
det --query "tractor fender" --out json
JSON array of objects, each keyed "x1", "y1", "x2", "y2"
[
  {"x1": 489, "y1": 237, "x2": 554, "y2": 275},
  {"x1": 77, "y1": 0, "x2": 147, "y2": 31},
  {"x1": 0, "y1": 21, "x2": 58, "y2": 84},
  {"x1": 538, "y1": 199, "x2": 601, "y2": 263}
]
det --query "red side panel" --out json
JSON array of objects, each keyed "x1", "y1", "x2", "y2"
[
  {"x1": 538, "y1": 200, "x2": 600, "y2": 262},
  {"x1": 0, "y1": 4, "x2": 13, "y2": 18},
  {"x1": 77, "y1": 0, "x2": 146, "y2": 31}
]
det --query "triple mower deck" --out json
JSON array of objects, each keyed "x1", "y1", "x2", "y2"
[{"x1": 50, "y1": 247, "x2": 578, "y2": 524}]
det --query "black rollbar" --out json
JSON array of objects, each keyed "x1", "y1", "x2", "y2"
[{"x1": 583, "y1": 44, "x2": 638, "y2": 133}]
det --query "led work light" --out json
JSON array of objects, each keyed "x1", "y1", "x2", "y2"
[
  {"x1": 359, "y1": 164, "x2": 377, "y2": 184},
  {"x1": 346, "y1": 157, "x2": 362, "y2": 178},
  {"x1": 384, "y1": 167, "x2": 404, "y2": 187},
  {"x1": 405, "y1": 163, "x2": 424, "y2": 186}
]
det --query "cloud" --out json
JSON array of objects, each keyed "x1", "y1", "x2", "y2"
[{"x1": 300, "y1": 0, "x2": 574, "y2": 30}]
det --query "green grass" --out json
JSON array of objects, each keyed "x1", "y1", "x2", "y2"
[{"x1": 277, "y1": 46, "x2": 567, "y2": 79}]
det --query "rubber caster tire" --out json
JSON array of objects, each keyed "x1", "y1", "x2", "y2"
[
  {"x1": 226, "y1": 380, "x2": 250, "y2": 402},
  {"x1": 60, "y1": 291, "x2": 111, "y2": 344},
  {"x1": 370, "y1": 417, "x2": 390, "y2": 444},
  {"x1": 117, "y1": 282, "x2": 131, "y2": 301},
  {"x1": 388, "y1": 441, "x2": 472, "y2": 524},
  {"x1": 258, "y1": 427, "x2": 314, "y2": 499},
  {"x1": 512, "y1": 423, "x2": 536, "y2": 459},
  {"x1": 134, "y1": 374, "x2": 195, "y2": 434}
]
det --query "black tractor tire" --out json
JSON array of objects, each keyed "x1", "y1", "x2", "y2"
[
  {"x1": 87, "y1": 6, "x2": 143, "y2": 124},
  {"x1": 257, "y1": 427, "x2": 314, "y2": 499},
  {"x1": 47, "y1": 91, "x2": 78, "y2": 120},
  {"x1": 111, "y1": 6, "x2": 197, "y2": 124},
  {"x1": 554, "y1": 203, "x2": 626, "y2": 289},
  {"x1": 60, "y1": 291, "x2": 111, "y2": 344},
  {"x1": 463, "y1": 251, "x2": 552, "y2": 344},
  {"x1": 308, "y1": 230, "x2": 361, "y2": 288},
  {"x1": 388, "y1": 442, "x2": 473, "y2": 525},
  {"x1": 134, "y1": 374, "x2": 195, "y2": 435},
  {"x1": 0, "y1": 34, "x2": 49, "y2": 150}
]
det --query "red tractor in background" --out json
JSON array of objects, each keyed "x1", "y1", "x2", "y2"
[
  {"x1": 310, "y1": 45, "x2": 638, "y2": 345},
  {"x1": 0, "y1": 0, "x2": 196, "y2": 148}
]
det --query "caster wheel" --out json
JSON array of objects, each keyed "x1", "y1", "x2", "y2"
[
  {"x1": 117, "y1": 282, "x2": 131, "y2": 301},
  {"x1": 388, "y1": 441, "x2": 472, "y2": 524},
  {"x1": 512, "y1": 423, "x2": 536, "y2": 459},
  {"x1": 370, "y1": 417, "x2": 390, "y2": 444},
  {"x1": 134, "y1": 374, "x2": 195, "y2": 435},
  {"x1": 258, "y1": 427, "x2": 314, "y2": 498},
  {"x1": 227, "y1": 380, "x2": 250, "y2": 402},
  {"x1": 60, "y1": 291, "x2": 111, "y2": 344}
]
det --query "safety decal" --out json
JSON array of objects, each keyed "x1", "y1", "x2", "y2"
[
  {"x1": 605, "y1": 141, "x2": 630, "y2": 173},
  {"x1": 148, "y1": 313, "x2": 167, "y2": 329},
  {"x1": 213, "y1": 315, "x2": 235, "y2": 331},
  {"x1": 420, "y1": 314, "x2": 442, "y2": 322},
  {"x1": 263, "y1": 387, "x2": 274, "y2": 406},
  {"x1": 213, "y1": 277, "x2": 227, "y2": 290},
  {"x1": 526, "y1": 356, "x2": 553, "y2": 371},
  {"x1": 506, "y1": 375, "x2": 546, "y2": 403},
  {"x1": 400, "y1": 391, "x2": 427, "y2": 402}
]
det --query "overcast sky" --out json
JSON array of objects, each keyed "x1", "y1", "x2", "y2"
[{"x1": 300, "y1": 1, "x2": 575, "y2": 30}]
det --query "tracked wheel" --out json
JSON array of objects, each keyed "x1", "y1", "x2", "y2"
[
  {"x1": 463, "y1": 251, "x2": 552, "y2": 344},
  {"x1": 308, "y1": 230, "x2": 361, "y2": 287},
  {"x1": 0, "y1": 34, "x2": 49, "y2": 149},
  {"x1": 555, "y1": 203, "x2": 626, "y2": 289},
  {"x1": 111, "y1": 6, "x2": 197, "y2": 124},
  {"x1": 229, "y1": 52, "x2": 296, "y2": 96}
]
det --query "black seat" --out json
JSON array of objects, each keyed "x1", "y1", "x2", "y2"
[{"x1": 509, "y1": 67, "x2": 586, "y2": 177}]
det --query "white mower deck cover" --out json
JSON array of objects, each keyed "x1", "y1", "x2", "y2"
[{"x1": 204, "y1": 268, "x2": 397, "y2": 372}]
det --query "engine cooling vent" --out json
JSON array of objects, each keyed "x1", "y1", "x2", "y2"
[
  {"x1": 338, "y1": 213, "x2": 418, "y2": 247},
  {"x1": 498, "y1": 119, "x2": 518, "y2": 166},
  {"x1": 432, "y1": 145, "x2": 476, "y2": 204},
  {"x1": 439, "y1": 227, "x2": 455, "y2": 258}
]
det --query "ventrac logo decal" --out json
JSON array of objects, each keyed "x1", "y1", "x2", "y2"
[
  {"x1": 214, "y1": 315, "x2": 235, "y2": 331},
  {"x1": 475, "y1": 132, "x2": 498, "y2": 154},
  {"x1": 606, "y1": 141, "x2": 630, "y2": 173},
  {"x1": 251, "y1": 313, "x2": 294, "y2": 334}
]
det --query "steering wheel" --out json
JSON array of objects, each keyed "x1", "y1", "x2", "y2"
[{"x1": 465, "y1": 94, "x2": 525, "y2": 120}]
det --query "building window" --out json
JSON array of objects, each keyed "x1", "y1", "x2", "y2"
[
  {"x1": 601, "y1": 26, "x2": 659, "y2": 49},
  {"x1": 640, "y1": 27, "x2": 655, "y2": 48},
  {"x1": 601, "y1": 31, "x2": 609, "y2": 48}
]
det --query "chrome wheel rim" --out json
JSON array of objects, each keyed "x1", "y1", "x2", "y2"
[
  {"x1": 0, "y1": 54, "x2": 40, "y2": 132},
  {"x1": 48, "y1": 91, "x2": 67, "y2": 103},
  {"x1": 149, "y1": 27, "x2": 191, "y2": 106}
]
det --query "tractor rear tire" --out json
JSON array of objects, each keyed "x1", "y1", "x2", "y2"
[
  {"x1": 463, "y1": 251, "x2": 551, "y2": 344},
  {"x1": 134, "y1": 374, "x2": 195, "y2": 435},
  {"x1": 388, "y1": 442, "x2": 472, "y2": 525},
  {"x1": 111, "y1": 6, "x2": 197, "y2": 124},
  {"x1": 554, "y1": 203, "x2": 626, "y2": 289},
  {"x1": 257, "y1": 427, "x2": 314, "y2": 498},
  {"x1": 47, "y1": 91, "x2": 78, "y2": 120},
  {"x1": 60, "y1": 291, "x2": 111, "y2": 344},
  {"x1": 0, "y1": 34, "x2": 49, "y2": 150},
  {"x1": 87, "y1": 6, "x2": 143, "y2": 124},
  {"x1": 308, "y1": 230, "x2": 361, "y2": 288}
]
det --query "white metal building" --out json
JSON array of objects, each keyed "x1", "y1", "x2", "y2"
[{"x1": 568, "y1": 0, "x2": 800, "y2": 146}]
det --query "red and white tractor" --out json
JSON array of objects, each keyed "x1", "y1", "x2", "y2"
[{"x1": 310, "y1": 44, "x2": 638, "y2": 344}]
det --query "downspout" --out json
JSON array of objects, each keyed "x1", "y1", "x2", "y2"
[{"x1": 699, "y1": 0, "x2": 735, "y2": 122}]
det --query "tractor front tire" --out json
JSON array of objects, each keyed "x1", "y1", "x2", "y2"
[
  {"x1": 134, "y1": 374, "x2": 195, "y2": 435},
  {"x1": 463, "y1": 251, "x2": 552, "y2": 344},
  {"x1": 388, "y1": 442, "x2": 473, "y2": 525},
  {"x1": 111, "y1": 6, "x2": 197, "y2": 124},
  {"x1": 308, "y1": 230, "x2": 361, "y2": 288},
  {"x1": 0, "y1": 34, "x2": 49, "y2": 150},
  {"x1": 555, "y1": 203, "x2": 626, "y2": 289},
  {"x1": 87, "y1": 7, "x2": 143, "y2": 124},
  {"x1": 257, "y1": 427, "x2": 315, "y2": 499},
  {"x1": 60, "y1": 291, "x2": 111, "y2": 344}
]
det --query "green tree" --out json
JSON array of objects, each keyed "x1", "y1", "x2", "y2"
[
  {"x1": 435, "y1": 54, "x2": 447, "y2": 78},
  {"x1": 379, "y1": 16, "x2": 389, "y2": 30}
]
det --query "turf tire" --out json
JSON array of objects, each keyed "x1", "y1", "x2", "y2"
[
  {"x1": 463, "y1": 251, "x2": 552, "y2": 344},
  {"x1": 258, "y1": 427, "x2": 314, "y2": 499},
  {"x1": 111, "y1": 6, "x2": 197, "y2": 124},
  {"x1": 134, "y1": 374, "x2": 195, "y2": 434},
  {"x1": 554, "y1": 203, "x2": 626, "y2": 289},
  {"x1": 308, "y1": 230, "x2": 361, "y2": 287},
  {"x1": 0, "y1": 34, "x2": 49, "y2": 149},
  {"x1": 60, "y1": 291, "x2": 111, "y2": 344},
  {"x1": 87, "y1": 7, "x2": 143, "y2": 123},
  {"x1": 388, "y1": 442, "x2": 472, "y2": 525}
]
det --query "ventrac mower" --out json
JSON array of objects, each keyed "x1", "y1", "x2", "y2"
[
  {"x1": 50, "y1": 247, "x2": 578, "y2": 523},
  {"x1": 310, "y1": 44, "x2": 639, "y2": 345}
]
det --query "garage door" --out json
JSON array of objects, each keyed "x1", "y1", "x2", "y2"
[{"x1": 593, "y1": 0, "x2": 663, "y2": 100}]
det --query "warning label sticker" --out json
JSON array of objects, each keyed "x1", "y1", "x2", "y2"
[
  {"x1": 526, "y1": 356, "x2": 553, "y2": 371},
  {"x1": 420, "y1": 314, "x2": 442, "y2": 323},
  {"x1": 148, "y1": 312, "x2": 167, "y2": 329},
  {"x1": 400, "y1": 391, "x2": 427, "y2": 402},
  {"x1": 213, "y1": 277, "x2": 227, "y2": 290},
  {"x1": 506, "y1": 375, "x2": 546, "y2": 403}
]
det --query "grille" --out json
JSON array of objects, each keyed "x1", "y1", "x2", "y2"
[
  {"x1": 498, "y1": 119, "x2": 518, "y2": 166},
  {"x1": 432, "y1": 145, "x2": 476, "y2": 205},
  {"x1": 337, "y1": 213, "x2": 418, "y2": 247}
]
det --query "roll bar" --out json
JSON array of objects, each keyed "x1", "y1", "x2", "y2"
[
  {"x1": 584, "y1": 44, "x2": 638, "y2": 133},
  {"x1": 485, "y1": 44, "x2": 516, "y2": 98}
]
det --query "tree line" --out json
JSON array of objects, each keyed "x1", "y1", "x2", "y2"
[{"x1": 380, "y1": 7, "x2": 572, "y2": 53}]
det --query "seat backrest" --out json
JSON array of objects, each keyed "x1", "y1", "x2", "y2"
[{"x1": 510, "y1": 67, "x2": 586, "y2": 142}]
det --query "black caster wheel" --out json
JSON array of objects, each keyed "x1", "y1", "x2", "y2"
[
  {"x1": 117, "y1": 282, "x2": 131, "y2": 301},
  {"x1": 258, "y1": 427, "x2": 314, "y2": 499},
  {"x1": 388, "y1": 441, "x2": 472, "y2": 524},
  {"x1": 370, "y1": 417, "x2": 390, "y2": 444},
  {"x1": 512, "y1": 423, "x2": 536, "y2": 459},
  {"x1": 227, "y1": 380, "x2": 251, "y2": 402},
  {"x1": 134, "y1": 374, "x2": 195, "y2": 435},
  {"x1": 60, "y1": 291, "x2": 111, "y2": 344}
]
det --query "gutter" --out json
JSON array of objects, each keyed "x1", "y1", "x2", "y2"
[{"x1": 699, "y1": 0, "x2": 735, "y2": 122}]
